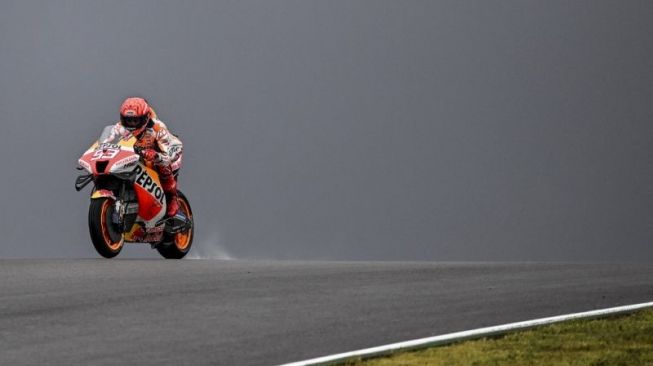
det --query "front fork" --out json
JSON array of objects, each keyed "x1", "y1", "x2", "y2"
[
  {"x1": 111, "y1": 182, "x2": 127, "y2": 231},
  {"x1": 90, "y1": 187, "x2": 126, "y2": 232}
]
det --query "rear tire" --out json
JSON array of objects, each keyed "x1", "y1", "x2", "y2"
[
  {"x1": 88, "y1": 198, "x2": 124, "y2": 258},
  {"x1": 156, "y1": 191, "x2": 194, "y2": 259}
]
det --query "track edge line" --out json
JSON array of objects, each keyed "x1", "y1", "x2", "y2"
[{"x1": 277, "y1": 301, "x2": 653, "y2": 366}]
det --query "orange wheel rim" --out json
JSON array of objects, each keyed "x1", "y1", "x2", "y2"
[
  {"x1": 100, "y1": 200, "x2": 123, "y2": 251},
  {"x1": 174, "y1": 199, "x2": 192, "y2": 251}
]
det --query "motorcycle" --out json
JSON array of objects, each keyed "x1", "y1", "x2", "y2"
[{"x1": 75, "y1": 125, "x2": 194, "y2": 259}]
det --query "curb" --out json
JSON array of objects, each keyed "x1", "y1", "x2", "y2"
[{"x1": 278, "y1": 301, "x2": 653, "y2": 366}]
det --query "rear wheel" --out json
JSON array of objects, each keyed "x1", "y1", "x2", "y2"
[
  {"x1": 88, "y1": 198, "x2": 124, "y2": 258},
  {"x1": 156, "y1": 191, "x2": 194, "y2": 259}
]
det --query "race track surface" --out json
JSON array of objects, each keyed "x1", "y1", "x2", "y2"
[{"x1": 1, "y1": 260, "x2": 652, "y2": 365}]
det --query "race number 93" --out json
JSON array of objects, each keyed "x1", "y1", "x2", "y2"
[{"x1": 91, "y1": 148, "x2": 119, "y2": 160}]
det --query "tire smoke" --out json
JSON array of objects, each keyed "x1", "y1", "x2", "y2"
[{"x1": 186, "y1": 230, "x2": 233, "y2": 260}]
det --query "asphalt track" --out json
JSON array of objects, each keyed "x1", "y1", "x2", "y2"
[{"x1": 1, "y1": 260, "x2": 652, "y2": 366}]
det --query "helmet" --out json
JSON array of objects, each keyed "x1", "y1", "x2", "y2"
[{"x1": 119, "y1": 97, "x2": 151, "y2": 134}]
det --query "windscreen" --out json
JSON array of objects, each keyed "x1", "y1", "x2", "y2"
[{"x1": 98, "y1": 125, "x2": 119, "y2": 144}]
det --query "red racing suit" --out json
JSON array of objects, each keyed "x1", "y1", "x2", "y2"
[{"x1": 103, "y1": 118, "x2": 183, "y2": 216}]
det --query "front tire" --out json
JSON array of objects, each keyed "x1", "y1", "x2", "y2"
[
  {"x1": 156, "y1": 191, "x2": 194, "y2": 259},
  {"x1": 88, "y1": 198, "x2": 124, "y2": 258}
]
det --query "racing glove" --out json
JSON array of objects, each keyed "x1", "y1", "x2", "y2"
[{"x1": 140, "y1": 149, "x2": 161, "y2": 163}]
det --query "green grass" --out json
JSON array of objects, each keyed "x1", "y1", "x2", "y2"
[{"x1": 343, "y1": 309, "x2": 653, "y2": 366}]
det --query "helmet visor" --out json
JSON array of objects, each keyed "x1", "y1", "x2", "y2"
[{"x1": 120, "y1": 115, "x2": 148, "y2": 129}]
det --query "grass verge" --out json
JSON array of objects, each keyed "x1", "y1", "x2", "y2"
[{"x1": 344, "y1": 308, "x2": 653, "y2": 366}]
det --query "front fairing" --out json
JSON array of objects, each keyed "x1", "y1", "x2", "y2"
[
  {"x1": 77, "y1": 126, "x2": 168, "y2": 243},
  {"x1": 78, "y1": 126, "x2": 139, "y2": 176}
]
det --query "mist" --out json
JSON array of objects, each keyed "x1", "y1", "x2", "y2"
[{"x1": 0, "y1": 1, "x2": 651, "y2": 261}]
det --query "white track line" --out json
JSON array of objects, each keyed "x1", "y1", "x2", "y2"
[{"x1": 278, "y1": 301, "x2": 653, "y2": 366}]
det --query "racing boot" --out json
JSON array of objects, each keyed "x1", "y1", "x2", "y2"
[
  {"x1": 165, "y1": 191, "x2": 179, "y2": 217},
  {"x1": 159, "y1": 165, "x2": 179, "y2": 218}
]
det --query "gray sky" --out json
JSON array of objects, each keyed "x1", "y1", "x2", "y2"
[{"x1": 0, "y1": 1, "x2": 651, "y2": 260}]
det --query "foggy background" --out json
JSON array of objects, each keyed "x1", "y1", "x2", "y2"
[{"x1": 0, "y1": 1, "x2": 651, "y2": 261}]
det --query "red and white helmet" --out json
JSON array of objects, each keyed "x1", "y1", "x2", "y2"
[{"x1": 119, "y1": 97, "x2": 151, "y2": 135}]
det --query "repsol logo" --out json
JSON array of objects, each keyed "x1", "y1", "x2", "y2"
[{"x1": 133, "y1": 165, "x2": 165, "y2": 204}]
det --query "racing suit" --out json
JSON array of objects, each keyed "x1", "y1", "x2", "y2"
[{"x1": 104, "y1": 118, "x2": 183, "y2": 217}]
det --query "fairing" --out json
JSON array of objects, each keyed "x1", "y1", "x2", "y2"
[{"x1": 77, "y1": 125, "x2": 167, "y2": 242}]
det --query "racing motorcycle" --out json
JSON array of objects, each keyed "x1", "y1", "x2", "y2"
[{"x1": 75, "y1": 126, "x2": 194, "y2": 259}]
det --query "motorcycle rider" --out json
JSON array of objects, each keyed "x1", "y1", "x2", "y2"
[{"x1": 104, "y1": 97, "x2": 183, "y2": 217}]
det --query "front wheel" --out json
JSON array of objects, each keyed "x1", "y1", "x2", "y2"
[
  {"x1": 88, "y1": 198, "x2": 124, "y2": 258},
  {"x1": 156, "y1": 191, "x2": 194, "y2": 259}
]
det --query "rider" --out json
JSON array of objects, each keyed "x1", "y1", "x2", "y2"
[{"x1": 105, "y1": 97, "x2": 183, "y2": 217}]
